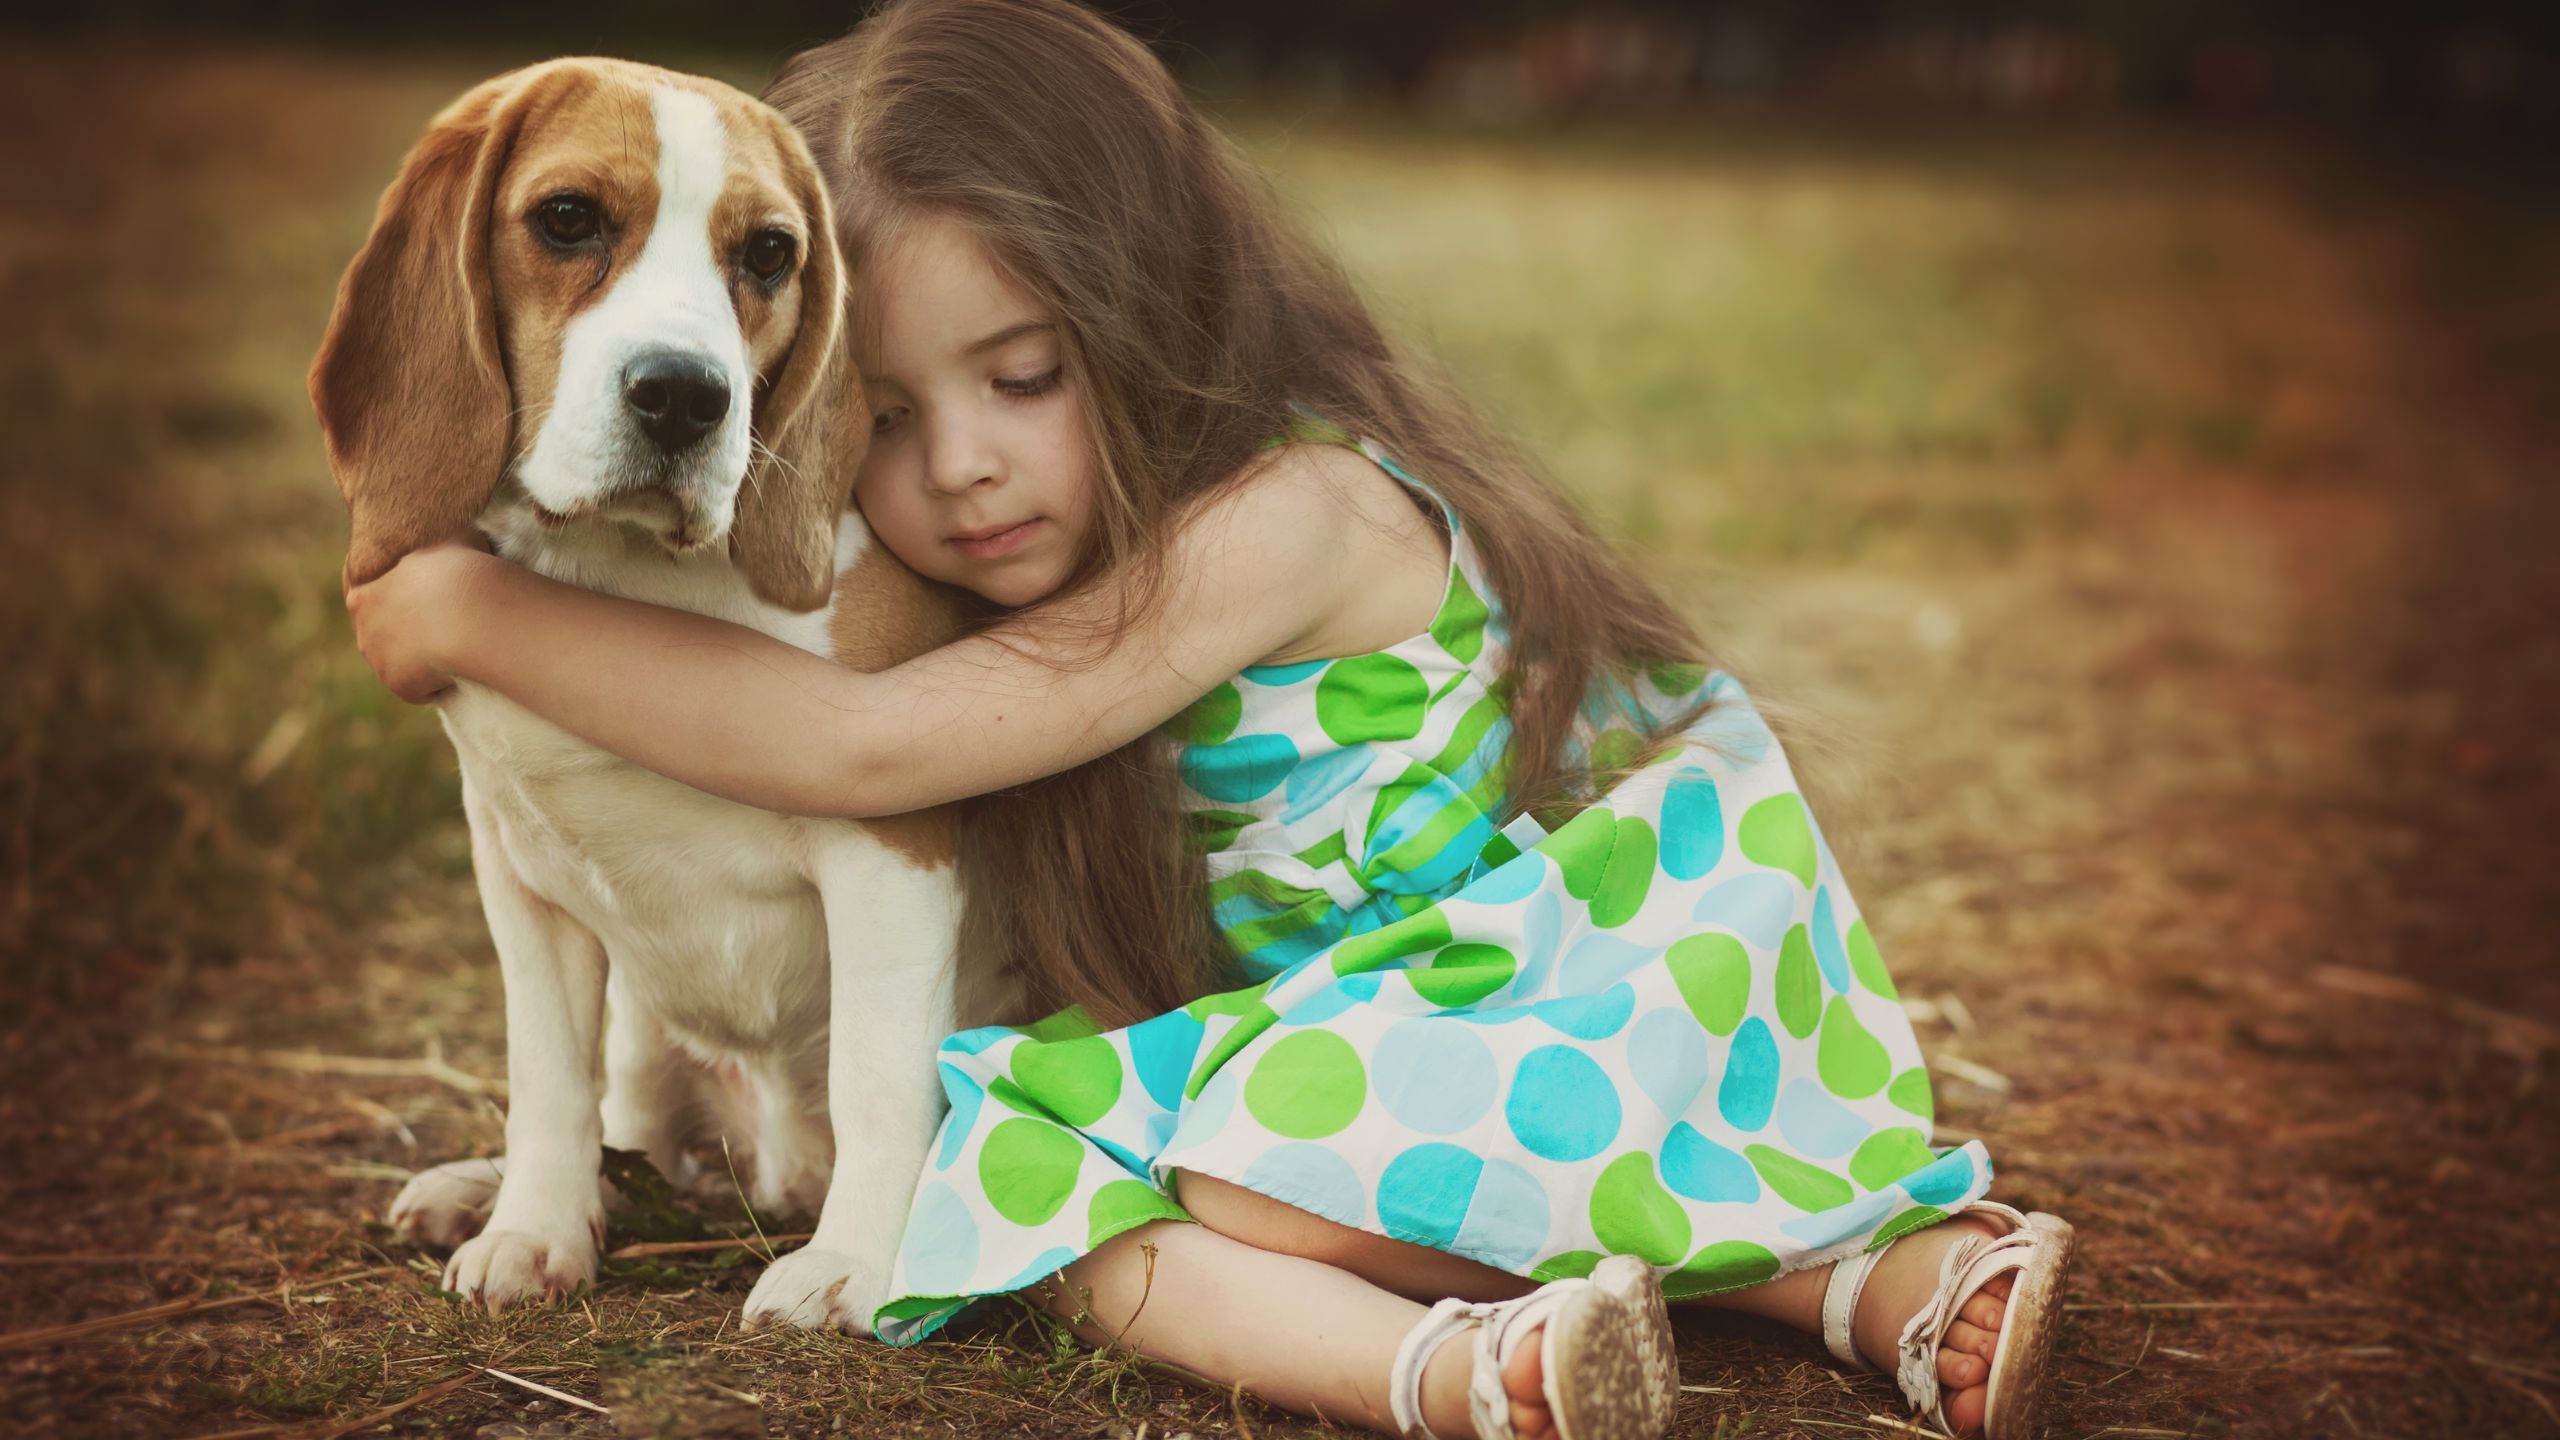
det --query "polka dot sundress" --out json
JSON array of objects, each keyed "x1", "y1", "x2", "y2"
[{"x1": 867, "y1": 427, "x2": 1994, "y2": 1343}]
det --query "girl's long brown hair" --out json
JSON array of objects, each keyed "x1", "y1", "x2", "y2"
[{"x1": 768, "y1": 0, "x2": 1712, "y2": 1029}]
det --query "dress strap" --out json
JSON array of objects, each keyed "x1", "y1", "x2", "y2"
[{"x1": 1271, "y1": 403, "x2": 1462, "y2": 537}]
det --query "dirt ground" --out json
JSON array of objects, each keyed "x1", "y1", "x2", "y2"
[{"x1": 3, "y1": 40, "x2": 2556, "y2": 1440}]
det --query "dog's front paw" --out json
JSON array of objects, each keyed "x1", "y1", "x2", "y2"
[
  {"x1": 388, "y1": 1156, "x2": 508, "y2": 1251},
  {"x1": 742, "y1": 1246, "x2": 888, "y2": 1336},
  {"x1": 442, "y1": 1225, "x2": 600, "y2": 1312}
]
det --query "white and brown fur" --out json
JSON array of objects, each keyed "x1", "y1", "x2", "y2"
[{"x1": 308, "y1": 57, "x2": 1018, "y2": 1332}]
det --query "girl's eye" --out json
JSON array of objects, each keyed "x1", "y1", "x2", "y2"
[
  {"x1": 870, "y1": 406, "x2": 908, "y2": 436},
  {"x1": 994, "y1": 366, "x2": 1062, "y2": 399}
]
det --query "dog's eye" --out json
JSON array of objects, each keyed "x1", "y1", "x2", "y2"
[
  {"x1": 535, "y1": 194, "x2": 602, "y2": 247},
  {"x1": 743, "y1": 229, "x2": 797, "y2": 285}
]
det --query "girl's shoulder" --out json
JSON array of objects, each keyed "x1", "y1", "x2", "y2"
[{"x1": 1215, "y1": 439, "x2": 1454, "y2": 668}]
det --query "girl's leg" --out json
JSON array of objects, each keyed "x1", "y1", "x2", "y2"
[{"x1": 1030, "y1": 1216, "x2": 1487, "y2": 1437}]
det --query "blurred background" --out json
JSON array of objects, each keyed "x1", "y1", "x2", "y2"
[{"x1": 3, "y1": 3, "x2": 2555, "y2": 1437}]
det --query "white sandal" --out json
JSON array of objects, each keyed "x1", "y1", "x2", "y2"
[
  {"x1": 1385, "y1": 1254, "x2": 1679, "y2": 1440},
  {"x1": 1819, "y1": 1201, "x2": 2075, "y2": 1440}
]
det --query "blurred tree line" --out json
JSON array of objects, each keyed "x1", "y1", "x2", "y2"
[{"x1": 9, "y1": 0, "x2": 2552, "y2": 131}]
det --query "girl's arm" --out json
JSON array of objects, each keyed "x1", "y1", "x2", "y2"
[{"x1": 351, "y1": 456, "x2": 1357, "y2": 820}]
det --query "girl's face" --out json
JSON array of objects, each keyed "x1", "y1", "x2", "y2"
[{"x1": 849, "y1": 211, "x2": 1098, "y2": 609}]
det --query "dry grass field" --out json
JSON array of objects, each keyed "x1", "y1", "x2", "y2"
[{"x1": 3, "y1": 38, "x2": 2556, "y2": 1440}]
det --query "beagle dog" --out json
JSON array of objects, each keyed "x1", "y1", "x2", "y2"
[{"x1": 309, "y1": 57, "x2": 1016, "y2": 1332}]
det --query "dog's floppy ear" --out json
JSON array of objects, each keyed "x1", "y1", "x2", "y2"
[
  {"x1": 730, "y1": 117, "x2": 863, "y2": 613},
  {"x1": 308, "y1": 67, "x2": 549, "y2": 591}
]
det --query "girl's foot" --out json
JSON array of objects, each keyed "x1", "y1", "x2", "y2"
[
  {"x1": 1478, "y1": 1217, "x2": 2017, "y2": 1440},
  {"x1": 1393, "y1": 1255, "x2": 1675, "y2": 1440}
]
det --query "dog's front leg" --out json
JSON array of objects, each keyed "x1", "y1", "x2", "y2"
[
  {"x1": 743, "y1": 830, "x2": 963, "y2": 1335},
  {"x1": 435, "y1": 792, "x2": 611, "y2": 1311}
]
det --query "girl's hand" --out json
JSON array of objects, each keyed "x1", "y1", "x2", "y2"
[{"x1": 345, "y1": 536, "x2": 494, "y2": 704}]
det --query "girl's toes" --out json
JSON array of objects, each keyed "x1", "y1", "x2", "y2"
[
  {"x1": 1943, "y1": 1377, "x2": 1990, "y2": 1437},
  {"x1": 1957, "y1": 1289, "x2": 2006, "y2": 1333},
  {"x1": 1936, "y1": 1344, "x2": 1988, "y2": 1391},
  {"x1": 1509, "y1": 1398, "x2": 1554, "y2": 1439},
  {"x1": 1946, "y1": 1317, "x2": 2000, "y2": 1362},
  {"x1": 1503, "y1": 1322, "x2": 1551, "y2": 1436}
]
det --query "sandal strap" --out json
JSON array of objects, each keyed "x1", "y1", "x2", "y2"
[
  {"x1": 1820, "y1": 1247, "x2": 1887, "y2": 1370},
  {"x1": 1389, "y1": 1296, "x2": 1486, "y2": 1440},
  {"x1": 1471, "y1": 1282, "x2": 1587, "y2": 1440},
  {"x1": 1889, "y1": 1203, "x2": 2037, "y2": 1430}
]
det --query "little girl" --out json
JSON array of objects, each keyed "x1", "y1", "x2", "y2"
[{"x1": 349, "y1": 2, "x2": 2073, "y2": 1437}]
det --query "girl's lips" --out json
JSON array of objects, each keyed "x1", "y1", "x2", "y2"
[{"x1": 950, "y1": 517, "x2": 1045, "y2": 560}]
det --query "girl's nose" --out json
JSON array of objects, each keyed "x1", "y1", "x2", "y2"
[{"x1": 922, "y1": 418, "x2": 1000, "y2": 496}]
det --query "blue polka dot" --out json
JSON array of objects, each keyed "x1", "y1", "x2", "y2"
[
  {"x1": 1241, "y1": 658, "x2": 1327, "y2": 686},
  {"x1": 1626, "y1": 1005, "x2": 1710, "y2": 1118},
  {"x1": 1091, "y1": 1132, "x2": 1150, "y2": 1179},
  {"x1": 943, "y1": 1025, "x2": 1013, "y2": 1056},
  {"x1": 1506, "y1": 1045, "x2": 1621, "y2": 1162},
  {"x1": 1450, "y1": 1004, "x2": 1539, "y2": 1025},
  {"x1": 1691, "y1": 873, "x2": 1798, "y2": 948},
  {"x1": 1179, "y1": 732, "x2": 1300, "y2": 804},
  {"x1": 1462, "y1": 849, "x2": 1550, "y2": 905},
  {"x1": 1660, "y1": 768, "x2": 1725, "y2": 881},
  {"x1": 1530, "y1": 983, "x2": 1635, "y2": 1040},
  {"x1": 1811, "y1": 887, "x2": 1851, "y2": 993},
  {"x1": 1779, "y1": 1187, "x2": 1901, "y2": 1251},
  {"x1": 998, "y1": 1246, "x2": 1083, "y2": 1294},
  {"x1": 1660, "y1": 1122, "x2": 1760, "y2": 1203},
  {"x1": 1512, "y1": 892, "x2": 1564, "y2": 997},
  {"x1": 1373, "y1": 1019, "x2": 1498, "y2": 1134},
  {"x1": 1718, "y1": 1018, "x2": 1779, "y2": 1131},
  {"x1": 1776, "y1": 1079, "x2": 1873, "y2": 1158},
  {"x1": 1240, "y1": 1142, "x2": 1371, "y2": 1229},
  {"x1": 1560, "y1": 932, "x2": 1653, "y2": 992},
  {"x1": 1452, "y1": 1158, "x2": 1551, "y2": 1270},
  {"x1": 899, "y1": 1181, "x2": 981, "y2": 1294},
  {"x1": 1126, "y1": 1010, "x2": 1206, "y2": 1112},
  {"x1": 1281, "y1": 971, "x2": 1382, "y2": 1026},
  {"x1": 1692, "y1": 693, "x2": 1774, "y2": 767},
  {"x1": 935, "y1": 1063, "x2": 983, "y2": 1171},
  {"x1": 1378, "y1": 1143, "x2": 1483, "y2": 1248},
  {"x1": 1282, "y1": 743, "x2": 1377, "y2": 823},
  {"x1": 1168, "y1": 1067, "x2": 1241, "y2": 1154},
  {"x1": 1900, "y1": 1149, "x2": 1978, "y2": 1207}
]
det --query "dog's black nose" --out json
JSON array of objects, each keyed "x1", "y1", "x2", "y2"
[{"x1": 622, "y1": 351, "x2": 730, "y2": 453}]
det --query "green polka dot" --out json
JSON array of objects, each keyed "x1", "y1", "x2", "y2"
[
  {"x1": 1315, "y1": 653, "x2": 1429, "y2": 744},
  {"x1": 1011, "y1": 1035, "x2": 1124, "y2": 1127},
  {"x1": 1331, "y1": 909, "x2": 1453, "y2": 977},
  {"x1": 876, "y1": 1295, "x2": 953, "y2": 1321},
  {"x1": 1014, "y1": 1006, "x2": 1103, "y2": 1043},
  {"x1": 1887, "y1": 1066, "x2": 1935, "y2": 1121},
  {"x1": 985, "y1": 1075, "x2": 1047, "y2": 1117},
  {"x1": 1243, "y1": 1030, "x2": 1367, "y2": 1139},
  {"x1": 1646, "y1": 661, "x2": 1709, "y2": 697},
  {"x1": 1431, "y1": 565, "x2": 1489, "y2": 664},
  {"x1": 1183, "y1": 982, "x2": 1272, "y2": 1024},
  {"x1": 1590, "y1": 816, "x2": 1656, "y2": 929},
  {"x1": 1665, "y1": 933, "x2": 1750, "y2": 1036},
  {"x1": 1666, "y1": 1240, "x2": 1781, "y2": 1298},
  {"x1": 1745, "y1": 1145, "x2": 1854, "y2": 1213},
  {"x1": 979, "y1": 1117, "x2": 1084, "y2": 1227},
  {"x1": 1589, "y1": 727, "x2": 1644, "y2": 776},
  {"x1": 1531, "y1": 1250, "x2": 1604, "y2": 1283},
  {"x1": 1739, "y1": 794, "x2": 1817, "y2": 887},
  {"x1": 1589, "y1": 1152, "x2": 1691, "y2": 1266},
  {"x1": 1185, "y1": 999, "x2": 1279, "y2": 1099},
  {"x1": 1849, "y1": 1127, "x2": 1937, "y2": 1191},
  {"x1": 1775, "y1": 925, "x2": 1822, "y2": 1039},
  {"x1": 1188, "y1": 810, "x2": 1260, "y2": 854},
  {"x1": 1164, "y1": 681, "x2": 1242, "y2": 746},
  {"x1": 1086, "y1": 1178, "x2": 1188, "y2": 1249},
  {"x1": 1846, "y1": 919, "x2": 1896, "y2": 999},
  {"x1": 1544, "y1": 806, "x2": 1619, "y2": 902},
  {"x1": 1817, "y1": 997, "x2": 1891, "y2": 1098},
  {"x1": 1866, "y1": 1205, "x2": 1947, "y2": 1252},
  {"x1": 1411, "y1": 942, "x2": 1516, "y2": 1006}
]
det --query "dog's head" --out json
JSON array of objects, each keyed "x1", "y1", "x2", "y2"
[{"x1": 309, "y1": 57, "x2": 856, "y2": 610}]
